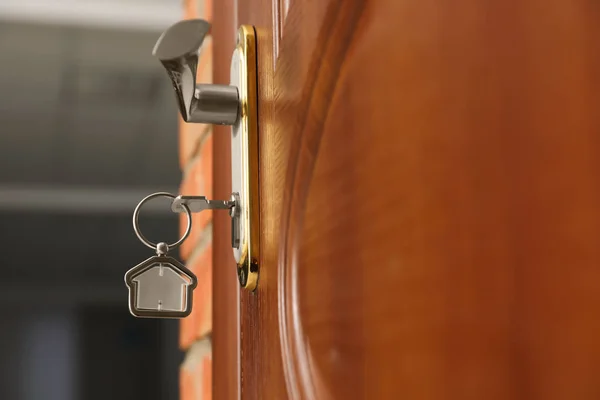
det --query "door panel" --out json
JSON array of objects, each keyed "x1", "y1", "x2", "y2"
[{"x1": 227, "y1": 0, "x2": 600, "y2": 398}]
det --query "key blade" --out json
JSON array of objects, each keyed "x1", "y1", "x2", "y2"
[
  {"x1": 172, "y1": 196, "x2": 234, "y2": 213},
  {"x1": 172, "y1": 196, "x2": 209, "y2": 213}
]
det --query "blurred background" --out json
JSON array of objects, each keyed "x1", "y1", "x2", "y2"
[{"x1": 0, "y1": 0, "x2": 185, "y2": 399}]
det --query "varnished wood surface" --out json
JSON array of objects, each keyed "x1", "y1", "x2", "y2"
[
  {"x1": 233, "y1": 0, "x2": 600, "y2": 398},
  {"x1": 212, "y1": 1, "x2": 240, "y2": 399},
  {"x1": 236, "y1": 2, "x2": 285, "y2": 398}
]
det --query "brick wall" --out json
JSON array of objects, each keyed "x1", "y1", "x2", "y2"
[{"x1": 178, "y1": 1, "x2": 213, "y2": 399}]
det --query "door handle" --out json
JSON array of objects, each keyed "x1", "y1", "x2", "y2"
[
  {"x1": 153, "y1": 19, "x2": 240, "y2": 125},
  {"x1": 153, "y1": 20, "x2": 260, "y2": 291}
]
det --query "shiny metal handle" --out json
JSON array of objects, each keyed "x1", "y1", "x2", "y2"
[{"x1": 153, "y1": 19, "x2": 239, "y2": 125}]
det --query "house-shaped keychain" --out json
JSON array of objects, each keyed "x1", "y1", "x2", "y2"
[{"x1": 124, "y1": 255, "x2": 197, "y2": 318}]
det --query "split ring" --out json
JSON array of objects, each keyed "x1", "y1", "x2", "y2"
[{"x1": 132, "y1": 192, "x2": 191, "y2": 251}]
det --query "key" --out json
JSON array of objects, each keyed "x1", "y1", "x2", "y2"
[
  {"x1": 172, "y1": 195, "x2": 241, "y2": 250},
  {"x1": 171, "y1": 195, "x2": 235, "y2": 213}
]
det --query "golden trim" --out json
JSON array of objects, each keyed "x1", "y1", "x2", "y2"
[{"x1": 235, "y1": 25, "x2": 259, "y2": 291}]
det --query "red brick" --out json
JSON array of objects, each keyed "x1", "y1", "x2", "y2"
[
  {"x1": 182, "y1": 0, "x2": 211, "y2": 21},
  {"x1": 179, "y1": 134, "x2": 214, "y2": 260},
  {"x1": 201, "y1": 354, "x2": 212, "y2": 400},
  {"x1": 197, "y1": 38, "x2": 213, "y2": 84},
  {"x1": 204, "y1": 0, "x2": 213, "y2": 22},
  {"x1": 179, "y1": 1, "x2": 213, "y2": 400},
  {"x1": 198, "y1": 133, "x2": 213, "y2": 198},
  {"x1": 182, "y1": 0, "x2": 212, "y2": 21},
  {"x1": 182, "y1": 0, "x2": 198, "y2": 19},
  {"x1": 180, "y1": 364, "x2": 195, "y2": 400},
  {"x1": 180, "y1": 119, "x2": 211, "y2": 170},
  {"x1": 180, "y1": 340, "x2": 212, "y2": 400},
  {"x1": 180, "y1": 243, "x2": 212, "y2": 349}
]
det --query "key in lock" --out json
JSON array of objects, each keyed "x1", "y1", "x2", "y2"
[{"x1": 126, "y1": 192, "x2": 243, "y2": 319}]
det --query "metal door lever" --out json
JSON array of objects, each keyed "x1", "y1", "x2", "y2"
[{"x1": 153, "y1": 19, "x2": 239, "y2": 125}]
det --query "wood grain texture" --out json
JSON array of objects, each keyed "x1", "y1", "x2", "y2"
[
  {"x1": 237, "y1": 2, "x2": 284, "y2": 398},
  {"x1": 233, "y1": 0, "x2": 600, "y2": 398},
  {"x1": 212, "y1": 1, "x2": 240, "y2": 399}
]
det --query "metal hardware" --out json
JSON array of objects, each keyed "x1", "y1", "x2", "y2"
[
  {"x1": 171, "y1": 195, "x2": 235, "y2": 213},
  {"x1": 153, "y1": 19, "x2": 239, "y2": 125},
  {"x1": 153, "y1": 21, "x2": 260, "y2": 290},
  {"x1": 229, "y1": 26, "x2": 259, "y2": 290},
  {"x1": 125, "y1": 254, "x2": 197, "y2": 319},
  {"x1": 133, "y1": 192, "x2": 191, "y2": 251},
  {"x1": 126, "y1": 193, "x2": 197, "y2": 319},
  {"x1": 229, "y1": 193, "x2": 241, "y2": 250},
  {"x1": 171, "y1": 194, "x2": 241, "y2": 251}
]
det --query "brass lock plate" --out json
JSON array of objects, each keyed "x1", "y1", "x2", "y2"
[{"x1": 230, "y1": 25, "x2": 259, "y2": 291}]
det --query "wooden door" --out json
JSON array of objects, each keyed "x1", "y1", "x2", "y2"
[{"x1": 214, "y1": 1, "x2": 600, "y2": 399}]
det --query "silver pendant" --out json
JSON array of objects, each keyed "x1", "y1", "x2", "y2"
[{"x1": 125, "y1": 192, "x2": 196, "y2": 319}]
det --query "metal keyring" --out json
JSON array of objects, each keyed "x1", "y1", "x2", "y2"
[{"x1": 133, "y1": 192, "x2": 192, "y2": 251}]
